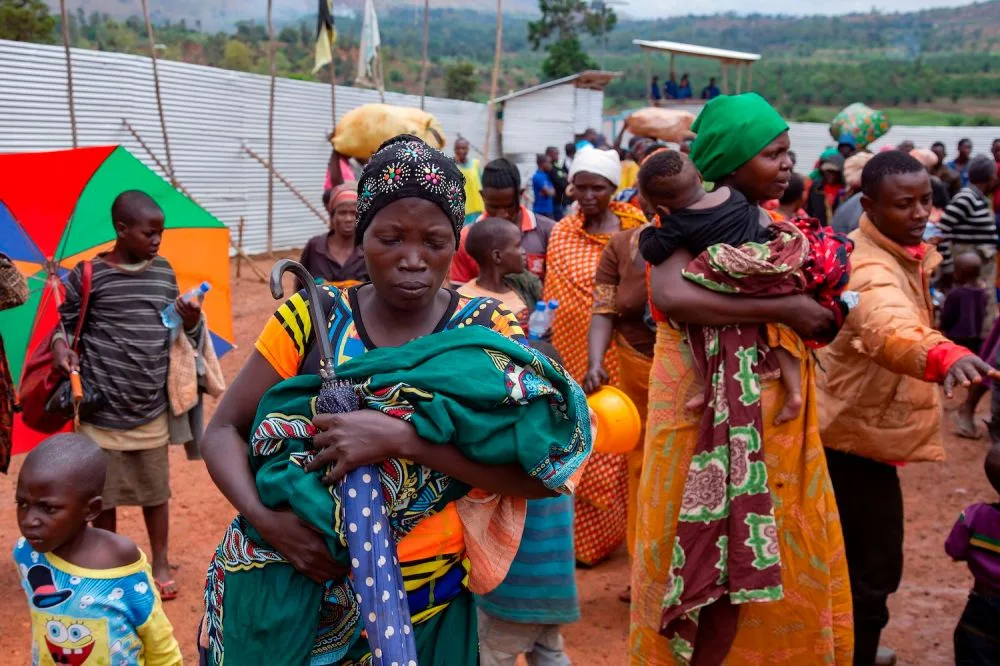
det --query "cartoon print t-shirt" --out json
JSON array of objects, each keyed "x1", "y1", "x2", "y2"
[{"x1": 13, "y1": 538, "x2": 181, "y2": 666}]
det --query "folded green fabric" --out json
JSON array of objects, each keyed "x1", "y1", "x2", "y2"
[{"x1": 205, "y1": 325, "x2": 591, "y2": 666}]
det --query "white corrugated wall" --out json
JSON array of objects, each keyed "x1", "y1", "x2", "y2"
[
  {"x1": 573, "y1": 87, "x2": 604, "y2": 135},
  {"x1": 0, "y1": 39, "x2": 497, "y2": 254}
]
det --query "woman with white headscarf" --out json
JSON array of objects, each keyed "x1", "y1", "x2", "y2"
[{"x1": 543, "y1": 146, "x2": 647, "y2": 566}]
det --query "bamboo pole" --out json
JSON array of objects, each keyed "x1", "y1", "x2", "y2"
[
  {"x1": 266, "y1": 0, "x2": 277, "y2": 255},
  {"x1": 329, "y1": 1, "x2": 337, "y2": 134},
  {"x1": 419, "y1": 0, "x2": 430, "y2": 110},
  {"x1": 140, "y1": 0, "x2": 176, "y2": 184},
  {"x1": 483, "y1": 0, "x2": 503, "y2": 162},
  {"x1": 242, "y1": 144, "x2": 329, "y2": 225},
  {"x1": 59, "y1": 0, "x2": 77, "y2": 148}
]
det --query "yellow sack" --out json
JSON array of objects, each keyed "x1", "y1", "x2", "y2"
[
  {"x1": 624, "y1": 108, "x2": 696, "y2": 143},
  {"x1": 331, "y1": 104, "x2": 446, "y2": 159}
]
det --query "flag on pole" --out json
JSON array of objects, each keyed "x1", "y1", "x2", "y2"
[
  {"x1": 355, "y1": 0, "x2": 383, "y2": 92},
  {"x1": 313, "y1": 0, "x2": 336, "y2": 73}
]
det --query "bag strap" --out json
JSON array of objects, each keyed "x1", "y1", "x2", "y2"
[{"x1": 71, "y1": 260, "x2": 93, "y2": 353}]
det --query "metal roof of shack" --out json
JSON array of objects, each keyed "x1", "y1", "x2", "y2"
[
  {"x1": 494, "y1": 70, "x2": 622, "y2": 103},
  {"x1": 633, "y1": 39, "x2": 761, "y2": 63}
]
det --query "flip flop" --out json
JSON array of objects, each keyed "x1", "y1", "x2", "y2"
[{"x1": 155, "y1": 579, "x2": 179, "y2": 601}]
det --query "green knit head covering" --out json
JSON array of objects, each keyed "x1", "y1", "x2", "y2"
[{"x1": 689, "y1": 93, "x2": 789, "y2": 182}]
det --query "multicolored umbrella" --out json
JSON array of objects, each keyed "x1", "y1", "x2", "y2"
[{"x1": 0, "y1": 145, "x2": 234, "y2": 454}]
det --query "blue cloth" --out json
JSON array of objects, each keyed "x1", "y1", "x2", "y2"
[
  {"x1": 676, "y1": 85, "x2": 692, "y2": 100},
  {"x1": 532, "y1": 170, "x2": 555, "y2": 216},
  {"x1": 665, "y1": 80, "x2": 679, "y2": 98},
  {"x1": 651, "y1": 81, "x2": 662, "y2": 100},
  {"x1": 701, "y1": 85, "x2": 721, "y2": 100},
  {"x1": 574, "y1": 139, "x2": 593, "y2": 152},
  {"x1": 950, "y1": 159, "x2": 972, "y2": 188},
  {"x1": 476, "y1": 495, "x2": 579, "y2": 624}
]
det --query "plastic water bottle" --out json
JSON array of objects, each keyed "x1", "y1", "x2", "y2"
[
  {"x1": 528, "y1": 301, "x2": 549, "y2": 340},
  {"x1": 546, "y1": 299, "x2": 559, "y2": 332},
  {"x1": 162, "y1": 281, "x2": 211, "y2": 329}
]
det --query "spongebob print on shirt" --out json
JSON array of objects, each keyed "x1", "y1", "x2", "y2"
[{"x1": 14, "y1": 537, "x2": 174, "y2": 666}]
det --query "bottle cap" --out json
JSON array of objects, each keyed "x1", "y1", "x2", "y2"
[
  {"x1": 535, "y1": 300, "x2": 546, "y2": 311},
  {"x1": 199, "y1": 281, "x2": 212, "y2": 293}
]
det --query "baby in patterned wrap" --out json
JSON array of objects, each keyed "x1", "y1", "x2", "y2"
[
  {"x1": 14, "y1": 433, "x2": 181, "y2": 666},
  {"x1": 637, "y1": 150, "x2": 803, "y2": 425}
]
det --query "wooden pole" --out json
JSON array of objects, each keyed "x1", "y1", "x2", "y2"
[
  {"x1": 141, "y1": 0, "x2": 175, "y2": 184},
  {"x1": 243, "y1": 144, "x2": 329, "y2": 225},
  {"x1": 266, "y1": 0, "x2": 277, "y2": 255},
  {"x1": 419, "y1": 0, "x2": 429, "y2": 109},
  {"x1": 123, "y1": 119, "x2": 267, "y2": 282},
  {"x1": 329, "y1": 21, "x2": 337, "y2": 134},
  {"x1": 721, "y1": 62, "x2": 728, "y2": 95},
  {"x1": 483, "y1": 0, "x2": 503, "y2": 162},
  {"x1": 122, "y1": 118, "x2": 172, "y2": 180},
  {"x1": 735, "y1": 63, "x2": 743, "y2": 94},
  {"x1": 59, "y1": 0, "x2": 77, "y2": 148},
  {"x1": 236, "y1": 217, "x2": 245, "y2": 278},
  {"x1": 643, "y1": 49, "x2": 651, "y2": 105},
  {"x1": 746, "y1": 62, "x2": 752, "y2": 91}
]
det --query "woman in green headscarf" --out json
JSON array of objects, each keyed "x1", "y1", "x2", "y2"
[{"x1": 630, "y1": 94, "x2": 854, "y2": 665}]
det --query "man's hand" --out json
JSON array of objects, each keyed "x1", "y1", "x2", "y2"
[{"x1": 944, "y1": 355, "x2": 1000, "y2": 398}]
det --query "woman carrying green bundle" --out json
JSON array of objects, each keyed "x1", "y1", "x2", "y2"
[{"x1": 199, "y1": 135, "x2": 591, "y2": 665}]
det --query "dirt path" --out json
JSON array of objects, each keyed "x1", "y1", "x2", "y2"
[{"x1": 0, "y1": 256, "x2": 989, "y2": 664}]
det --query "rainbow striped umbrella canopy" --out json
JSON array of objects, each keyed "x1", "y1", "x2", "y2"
[{"x1": 0, "y1": 145, "x2": 233, "y2": 454}]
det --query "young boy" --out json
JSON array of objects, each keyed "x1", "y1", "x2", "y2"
[
  {"x1": 475, "y1": 341, "x2": 577, "y2": 666},
  {"x1": 816, "y1": 151, "x2": 998, "y2": 665},
  {"x1": 15, "y1": 433, "x2": 182, "y2": 664},
  {"x1": 51, "y1": 190, "x2": 201, "y2": 601},
  {"x1": 946, "y1": 443, "x2": 1000, "y2": 665},
  {"x1": 940, "y1": 251, "x2": 987, "y2": 354},
  {"x1": 638, "y1": 150, "x2": 841, "y2": 424},
  {"x1": 457, "y1": 217, "x2": 533, "y2": 328}
]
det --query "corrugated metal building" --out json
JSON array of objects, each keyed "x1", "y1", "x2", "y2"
[
  {"x1": 496, "y1": 70, "x2": 620, "y2": 182},
  {"x1": 0, "y1": 39, "x2": 497, "y2": 254}
]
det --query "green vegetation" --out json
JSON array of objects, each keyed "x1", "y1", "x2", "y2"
[
  {"x1": 3, "y1": 0, "x2": 999, "y2": 125},
  {"x1": 527, "y1": 0, "x2": 614, "y2": 78},
  {"x1": 0, "y1": 0, "x2": 54, "y2": 42}
]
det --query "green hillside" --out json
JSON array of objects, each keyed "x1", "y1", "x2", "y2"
[{"x1": 10, "y1": 1, "x2": 1000, "y2": 125}]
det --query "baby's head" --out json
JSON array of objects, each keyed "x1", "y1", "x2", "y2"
[
  {"x1": 16, "y1": 434, "x2": 107, "y2": 554},
  {"x1": 637, "y1": 149, "x2": 704, "y2": 215},
  {"x1": 987, "y1": 444, "x2": 1000, "y2": 497},
  {"x1": 465, "y1": 216, "x2": 525, "y2": 277},
  {"x1": 953, "y1": 251, "x2": 983, "y2": 287}
]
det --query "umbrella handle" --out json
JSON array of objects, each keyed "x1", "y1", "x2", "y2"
[{"x1": 269, "y1": 259, "x2": 337, "y2": 381}]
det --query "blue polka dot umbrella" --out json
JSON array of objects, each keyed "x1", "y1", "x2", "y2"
[{"x1": 271, "y1": 260, "x2": 417, "y2": 666}]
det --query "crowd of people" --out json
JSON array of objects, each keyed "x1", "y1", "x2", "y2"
[
  {"x1": 650, "y1": 73, "x2": 722, "y2": 105},
  {"x1": 3, "y1": 93, "x2": 1000, "y2": 666}
]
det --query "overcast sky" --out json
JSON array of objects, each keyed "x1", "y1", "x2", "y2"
[{"x1": 616, "y1": 0, "x2": 978, "y2": 18}]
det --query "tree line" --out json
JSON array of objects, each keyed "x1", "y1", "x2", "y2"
[{"x1": 1, "y1": 0, "x2": 998, "y2": 120}]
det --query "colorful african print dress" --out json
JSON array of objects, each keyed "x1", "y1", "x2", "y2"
[
  {"x1": 202, "y1": 285, "x2": 587, "y2": 666},
  {"x1": 543, "y1": 202, "x2": 647, "y2": 566}
]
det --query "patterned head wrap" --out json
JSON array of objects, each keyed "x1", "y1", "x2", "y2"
[{"x1": 355, "y1": 134, "x2": 466, "y2": 246}]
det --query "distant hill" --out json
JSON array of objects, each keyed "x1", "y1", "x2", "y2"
[
  {"x1": 44, "y1": 0, "x2": 541, "y2": 30},
  {"x1": 32, "y1": 0, "x2": 1000, "y2": 124}
]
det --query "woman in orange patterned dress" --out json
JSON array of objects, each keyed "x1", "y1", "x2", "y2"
[
  {"x1": 630, "y1": 94, "x2": 854, "y2": 664},
  {"x1": 543, "y1": 146, "x2": 647, "y2": 566}
]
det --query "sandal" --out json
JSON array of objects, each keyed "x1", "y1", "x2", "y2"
[{"x1": 155, "y1": 579, "x2": 179, "y2": 601}]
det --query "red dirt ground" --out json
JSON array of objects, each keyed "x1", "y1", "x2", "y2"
[{"x1": 0, "y1": 256, "x2": 992, "y2": 664}]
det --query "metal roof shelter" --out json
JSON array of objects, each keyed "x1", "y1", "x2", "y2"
[
  {"x1": 634, "y1": 39, "x2": 761, "y2": 100},
  {"x1": 494, "y1": 70, "x2": 621, "y2": 183}
]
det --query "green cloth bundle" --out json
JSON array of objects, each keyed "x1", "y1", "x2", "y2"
[{"x1": 205, "y1": 325, "x2": 591, "y2": 666}]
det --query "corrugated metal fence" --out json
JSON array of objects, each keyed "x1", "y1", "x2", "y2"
[{"x1": 0, "y1": 39, "x2": 497, "y2": 254}]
